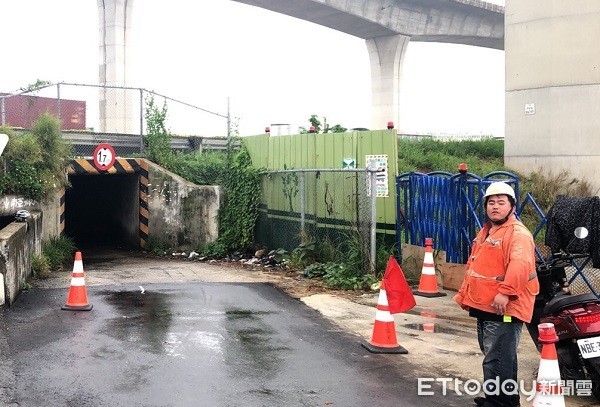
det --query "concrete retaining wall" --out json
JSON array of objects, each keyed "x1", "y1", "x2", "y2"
[
  {"x1": 40, "y1": 191, "x2": 62, "y2": 241},
  {"x1": 147, "y1": 161, "x2": 222, "y2": 251},
  {"x1": 0, "y1": 211, "x2": 42, "y2": 306}
]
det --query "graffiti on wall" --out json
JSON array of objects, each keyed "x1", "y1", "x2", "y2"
[{"x1": 0, "y1": 196, "x2": 40, "y2": 216}]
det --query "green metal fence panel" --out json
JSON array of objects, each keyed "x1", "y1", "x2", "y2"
[
  {"x1": 243, "y1": 129, "x2": 397, "y2": 229},
  {"x1": 243, "y1": 133, "x2": 269, "y2": 169},
  {"x1": 244, "y1": 130, "x2": 397, "y2": 262},
  {"x1": 357, "y1": 130, "x2": 397, "y2": 236},
  {"x1": 257, "y1": 169, "x2": 375, "y2": 273}
]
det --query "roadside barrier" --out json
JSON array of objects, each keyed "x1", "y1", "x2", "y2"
[
  {"x1": 532, "y1": 323, "x2": 565, "y2": 407},
  {"x1": 361, "y1": 280, "x2": 408, "y2": 354},
  {"x1": 61, "y1": 251, "x2": 93, "y2": 311},
  {"x1": 414, "y1": 238, "x2": 446, "y2": 297}
]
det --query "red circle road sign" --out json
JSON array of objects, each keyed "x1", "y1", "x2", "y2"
[{"x1": 92, "y1": 143, "x2": 116, "y2": 171}]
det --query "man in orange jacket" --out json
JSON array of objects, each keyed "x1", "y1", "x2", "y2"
[{"x1": 454, "y1": 181, "x2": 539, "y2": 407}]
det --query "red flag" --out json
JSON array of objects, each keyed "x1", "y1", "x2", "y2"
[{"x1": 383, "y1": 255, "x2": 416, "y2": 314}]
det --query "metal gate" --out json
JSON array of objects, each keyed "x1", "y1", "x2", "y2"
[
  {"x1": 396, "y1": 170, "x2": 600, "y2": 299},
  {"x1": 395, "y1": 170, "x2": 520, "y2": 264}
]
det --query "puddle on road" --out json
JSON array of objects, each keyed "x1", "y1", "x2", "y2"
[
  {"x1": 223, "y1": 307, "x2": 288, "y2": 380},
  {"x1": 98, "y1": 291, "x2": 290, "y2": 372},
  {"x1": 225, "y1": 309, "x2": 273, "y2": 319},
  {"x1": 100, "y1": 290, "x2": 173, "y2": 354}
]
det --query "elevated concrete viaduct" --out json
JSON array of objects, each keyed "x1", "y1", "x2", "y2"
[
  {"x1": 230, "y1": 0, "x2": 503, "y2": 130},
  {"x1": 230, "y1": 0, "x2": 504, "y2": 48},
  {"x1": 97, "y1": 0, "x2": 503, "y2": 132}
]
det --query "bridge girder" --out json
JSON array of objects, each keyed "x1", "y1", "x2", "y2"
[{"x1": 232, "y1": 0, "x2": 504, "y2": 50}]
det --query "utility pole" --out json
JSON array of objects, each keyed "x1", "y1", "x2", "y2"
[{"x1": 227, "y1": 97, "x2": 231, "y2": 139}]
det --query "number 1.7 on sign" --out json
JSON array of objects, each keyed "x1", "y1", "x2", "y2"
[{"x1": 92, "y1": 143, "x2": 116, "y2": 171}]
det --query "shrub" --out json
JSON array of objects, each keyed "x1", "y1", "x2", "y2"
[
  {"x1": 0, "y1": 114, "x2": 71, "y2": 200},
  {"x1": 170, "y1": 151, "x2": 228, "y2": 185},
  {"x1": 147, "y1": 235, "x2": 171, "y2": 256},
  {"x1": 144, "y1": 95, "x2": 173, "y2": 168},
  {"x1": 213, "y1": 143, "x2": 261, "y2": 254},
  {"x1": 289, "y1": 241, "x2": 316, "y2": 269},
  {"x1": 397, "y1": 138, "x2": 506, "y2": 175},
  {"x1": 42, "y1": 235, "x2": 76, "y2": 271},
  {"x1": 322, "y1": 263, "x2": 378, "y2": 290},
  {"x1": 31, "y1": 253, "x2": 51, "y2": 277},
  {"x1": 199, "y1": 240, "x2": 228, "y2": 258}
]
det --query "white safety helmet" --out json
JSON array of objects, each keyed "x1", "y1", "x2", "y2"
[
  {"x1": 484, "y1": 181, "x2": 516, "y2": 201},
  {"x1": 483, "y1": 181, "x2": 517, "y2": 212},
  {"x1": 484, "y1": 182, "x2": 517, "y2": 224}
]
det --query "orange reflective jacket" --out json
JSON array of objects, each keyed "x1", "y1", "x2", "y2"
[{"x1": 453, "y1": 216, "x2": 539, "y2": 323}]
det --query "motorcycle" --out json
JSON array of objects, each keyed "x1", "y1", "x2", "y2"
[{"x1": 529, "y1": 226, "x2": 600, "y2": 401}]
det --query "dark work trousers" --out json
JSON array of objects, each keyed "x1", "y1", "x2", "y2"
[{"x1": 477, "y1": 319, "x2": 523, "y2": 407}]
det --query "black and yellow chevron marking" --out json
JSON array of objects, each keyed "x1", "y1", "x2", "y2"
[
  {"x1": 67, "y1": 158, "x2": 149, "y2": 249},
  {"x1": 59, "y1": 187, "x2": 65, "y2": 234},
  {"x1": 68, "y1": 158, "x2": 142, "y2": 175},
  {"x1": 138, "y1": 159, "x2": 149, "y2": 249}
]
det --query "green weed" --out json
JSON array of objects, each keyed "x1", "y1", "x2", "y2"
[
  {"x1": 147, "y1": 235, "x2": 172, "y2": 256},
  {"x1": 42, "y1": 235, "x2": 76, "y2": 271},
  {"x1": 31, "y1": 253, "x2": 51, "y2": 277}
]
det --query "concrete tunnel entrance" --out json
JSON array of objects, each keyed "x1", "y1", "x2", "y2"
[{"x1": 65, "y1": 172, "x2": 140, "y2": 250}]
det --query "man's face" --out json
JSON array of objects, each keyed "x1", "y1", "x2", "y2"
[{"x1": 486, "y1": 194, "x2": 513, "y2": 222}]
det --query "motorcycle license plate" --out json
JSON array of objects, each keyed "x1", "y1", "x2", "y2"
[{"x1": 577, "y1": 336, "x2": 600, "y2": 359}]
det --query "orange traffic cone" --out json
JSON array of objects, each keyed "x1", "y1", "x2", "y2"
[
  {"x1": 420, "y1": 311, "x2": 436, "y2": 333},
  {"x1": 361, "y1": 280, "x2": 408, "y2": 354},
  {"x1": 61, "y1": 251, "x2": 93, "y2": 311},
  {"x1": 413, "y1": 238, "x2": 446, "y2": 298},
  {"x1": 533, "y1": 323, "x2": 565, "y2": 407}
]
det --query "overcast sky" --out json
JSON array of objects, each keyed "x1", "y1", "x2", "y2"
[{"x1": 1, "y1": 0, "x2": 505, "y2": 137}]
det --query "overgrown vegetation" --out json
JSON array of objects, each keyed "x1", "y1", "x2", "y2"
[
  {"x1": 269, "y1": 232, "x2": 394, "y2": 291},
  {"x1": 397, "y1": 138, "x2": 506, "y2": 175},
  {"x1": 145, "y1": 140, "x2": 261, "y2": 258},
  {"x1": 143, "y1": 97, "x2": 260, "y2": 258},
  {"x1": 207, "y1": 143, "x2": 261, "y2": 256},
  {"x1": 170, "y1": 152, "x2": 228, "y2": 185},
  {"x1": 0, "y1": 113, "x2": 71, "y2": 200},
  {"x1": 144, "y1": 95, "x2": 174, "y2": 169},
  {"x1": 31, "y1": 235, "x2": 77, "y2": 277},
  {"x1": 31, "y1": 254, "x2": 51, "y2": 278}
]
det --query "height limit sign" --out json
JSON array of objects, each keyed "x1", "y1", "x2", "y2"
[{"x1": 93, "y1": 143, "x2": 116, "y2": 171}]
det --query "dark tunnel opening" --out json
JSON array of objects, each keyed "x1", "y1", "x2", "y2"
[{"x1": 65, "y1": 173, "x2": 139, "y2": 251}]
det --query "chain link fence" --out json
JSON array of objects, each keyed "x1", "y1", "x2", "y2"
[
  {"x1": 567, "y1": 263, "x2": 600, "y2": 296},
  {"x1": 536, "y1": 246, "x2": 600, "y2": 296},
  {"x1": 257, "y1": 168, "x2": 378, "y2": 273},
  {"x1": 1, "y1": 82, "x2": 230, "y2": 157}
]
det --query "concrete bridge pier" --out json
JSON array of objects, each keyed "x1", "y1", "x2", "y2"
[
  {"x1": 97, "y1": 0, "x2": 135, "y2": 133},
  {"x1": 366, "y1": 34, "x2": 409, "y2": 132}
]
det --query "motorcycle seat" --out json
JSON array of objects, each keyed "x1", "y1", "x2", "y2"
[{"x1": 543, "y1": 292, "x2": 600, "y2": 315}]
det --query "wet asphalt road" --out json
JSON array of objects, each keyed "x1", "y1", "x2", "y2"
[{"x1": 0, "y1": 281, "x2": 464, "y2": 407}]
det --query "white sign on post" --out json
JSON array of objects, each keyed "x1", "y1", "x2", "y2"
[{"x1": 366, "y1": 154, "x2": 388, "y2": 197}]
